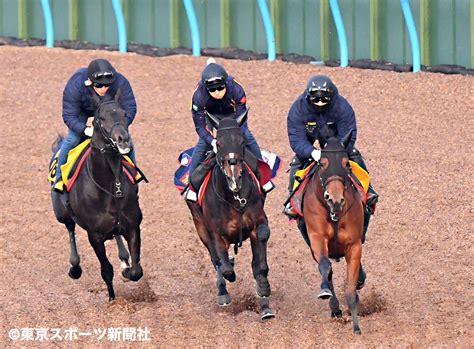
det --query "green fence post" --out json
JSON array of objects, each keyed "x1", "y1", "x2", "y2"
[
  {"x1": 320, "y1": 0, "x2": 330, "y2": 61},
  {"x1": 18, "y1": 0, "x2": 28, "y2": 39},
  {"x1": 420, "y1": 0, "x2": 430, "y2": 67},
  {"x1": 122, "y1": 0, "x2": 129, "y2": 32},
  {"x1": 270, "y1": 0, "x2": 281, "y2": 54},
  {"x1": 69, "y1": 0, "x2": 79, "y2": 41},
  {"x1": 221, "y1": 0, "x2": 230, "y2": 48},
  {"x1": 170, "y1": 0, "x2": 179, "y2": 48},
  {"x1": 370, "y1": 0, "x2": 380, "y2": 61},
  {"x1": 471, "y1": 0, "x2": 474, "y2": 67}
]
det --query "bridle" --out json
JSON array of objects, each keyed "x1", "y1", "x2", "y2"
[
  {"x1": 87, "y1": 101, "x2": 129, "y2": 198},
  {"x1": 315, "y1": 148, "x2": 354, "y2": 222},
  {"x1": 91, "y1": 101, "x2": 127, "y2": 153}
]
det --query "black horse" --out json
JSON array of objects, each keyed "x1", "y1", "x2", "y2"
[
  {"x1": 187, "y1": 110, "x2": 274, "y2": 320},
  {"x1": 51, "y1": 92, "x2": 143, "y2": 301}
]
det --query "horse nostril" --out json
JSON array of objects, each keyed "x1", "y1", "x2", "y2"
[
  {"x1": 340, "y1": 198, "x2": 345, "y2": 206},
  {"x1": 324, "y1": 193, "x2": 330, "y2": 200}
]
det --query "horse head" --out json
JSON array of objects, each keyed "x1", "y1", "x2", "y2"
[
  {"x1": 317, "y1": 131, "x2": 353, "y2": 215},
  {"x1": 206, "y1": 109, "x2": 248, "y2": 193},
  {"x1": 91, "y1": 90, "x2": 130, "y2": 155}
]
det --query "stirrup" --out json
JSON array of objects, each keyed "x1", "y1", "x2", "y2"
[
  {"x1": 262, "y1": 181, "x2": 275, "y2": 194},
  {"x1": 283, "y1": 202, "x2": 298, "y2": 218},
  {"x1": 184, "y1": 187, "x2": 197, "y2": 202},
  {"x1": 366, "y1": 192, "x2": 378, "y2": 214}
]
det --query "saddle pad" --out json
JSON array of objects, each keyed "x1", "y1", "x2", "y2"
[
  {"x1": 48, "y1": 139, "x2": 145, "y2": 191},
  {"x1": 48, "y1": 139, "x2": 91, "y2": 185}
]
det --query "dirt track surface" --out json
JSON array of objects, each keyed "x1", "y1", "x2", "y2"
[{"x1": 1, "y1": 46, "x2": 473, "y2": 348}]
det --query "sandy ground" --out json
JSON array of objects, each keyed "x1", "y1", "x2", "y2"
[{"x1": 1, "y1": 46, "x2": 473, "y2": 348}]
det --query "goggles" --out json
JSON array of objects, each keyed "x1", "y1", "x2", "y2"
[
  {"x1": 207, "y1": 85, "x2": 226, "y2": 93},
  {"x1": 91, "y1": 71, "x2": 114, "y2": 80},
  {"x1": 93, "y1": 82, "x2": 111, "y2": 88},
  {"x1": 307, "y1": 87, "x2": 332, "y2": 103}
]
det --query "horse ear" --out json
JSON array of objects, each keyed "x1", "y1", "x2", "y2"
[
  {"x1": 114, "y1": 88, "x2": 122, "y2": 102},
  {"x1": 236, "y1": 108, "x2": 249, "y2": 127},
  {"x1": 206, "y1": 112, "x2": 220, "y2": 129},
  {"x1": 341, "y1": 131, "x2": 353, "y2": 148}
]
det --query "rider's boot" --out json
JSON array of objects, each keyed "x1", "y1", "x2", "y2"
[
  {"x1": 283, "y1": 156, "x2": 302, "y2": 218},
  {"x1": 366, "y1": 184, "x2": 379, "y2": 214},
  {"x1": 184, "y1": 186, "x2": 198, "y2": 203}
]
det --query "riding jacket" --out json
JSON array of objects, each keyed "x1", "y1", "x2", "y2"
[
  {"x1": 287, "y1": 87, "x2": 357, "y2": 160},
  {"x1": 62, "y1": 68, "x2": 137, "y2": 135},
  {"x1": 191, "y1": 76, "x2": 249, "y2": 146}
]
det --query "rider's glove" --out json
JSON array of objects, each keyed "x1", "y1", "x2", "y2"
[
  {"x1": 311, "y1": 149, "x2": 321, "y2": 162},
  {"x1": 84, "y1": 126, "x2": 94, "y2": 137},
  {"x1": 211, "y1": 139, "x2": 218, "y2": 153}
]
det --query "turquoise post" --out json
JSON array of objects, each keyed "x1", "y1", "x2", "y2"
[
  {"x1": 329, "y1": 0, "x2": 348, "y2": 67},
  {"x1": 257, "y1": 0, "x2": 276, "y2": 61},
  {"x1": 400, "y1": 0, "x2": 421, "y2": 72},
  {"x1": 40, "y1": 0, "x2": 54, "y2": 47},
  {"x1": 112, "y1": 0, "x2": 127, "y2": 53},
  {"x1": 183, "y1": 0, "x2": 201, "y2": 56}
]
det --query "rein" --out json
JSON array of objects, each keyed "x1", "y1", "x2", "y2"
[
  {"x1": 211, "y1": 163, "x2": 256, "y2": 253},
  {"x1": 312, "y1": 164, "x2": 358, "y2": 249}
]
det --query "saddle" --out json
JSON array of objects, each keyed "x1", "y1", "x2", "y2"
[
  {"x1": 48, "y1": 139, "x2": 146, "y2": 192},
  {"x1": 289, "y1": 161, "x2": 370, "y2": 218}
]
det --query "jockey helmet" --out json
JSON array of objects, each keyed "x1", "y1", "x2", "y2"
[
  {"x1": 201, "y1": 62, "x2": 228, "y2": 89},
  {"x1": 87, "y1": 58, "x2": 116, "y2": 85},
  {"x1": 306, "y1": 75, "x2": 336, "y2": 111}
]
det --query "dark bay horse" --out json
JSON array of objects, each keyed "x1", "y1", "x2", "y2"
[
  {"x1": 298, "y1": 132, "x2": 365, "y2": 334},
  {"x1": 51, "y1": 93, "x2": 143, "y2": 301},
  {"x1": 187, "y1": 110, "x2": 274, "y2": 320}
]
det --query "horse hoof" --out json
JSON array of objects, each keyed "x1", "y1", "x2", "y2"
[
  {"x1": 123, "y1": 267, "x2": 143, "y2": 282},
  {"x1": 356, "y1": 280, "x2": 365, "y2": 290},
  {"x1": 222, "y1": 270, "x2": 236, "y2": 283},
  {"x1": 121, "y1": 269, "x2": 131, "y2": 283},
  {"x1": 261, "y1": 308, "x2": 275, "y2": 321},
  {"x1": 318, "y1": 289, "x2": 333, "y2": 299},
  {"x1": 331, "y1": 310, "x2": 343, "y2": 318},
  {"x1": 68, "y1": 266, "x2": 82, "y2": 279},
  {"x1": 217, "y1": 294, "x2": 232, "y2": 306},
  {"x1": 353, "y1": 327, "x2": 362, "y2": 335}
]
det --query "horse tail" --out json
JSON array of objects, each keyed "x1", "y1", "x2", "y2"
[{"x1": 51, "y1": 134, "x2": 64, "y2": 153}]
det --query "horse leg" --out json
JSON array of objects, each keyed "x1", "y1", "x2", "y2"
[
  {"x1": 317, "y1": 256, "x2": 334, "y2": 299},
  {"x1": 87, "y1": 233, "x2": 115, "y2": 301},
  {"x1": 67, "y1": 222, "x2": 82, "y2": 279},
  {"x1": 214, "y1": 235, "x2": 235, "y2": 283},
  {"x1": 122, "y1": 227, "x2": 143, "y2": 282},
  {"x1": 345, "y1": 244, "x2": 363, "y2": 334},
  {"x1": 191, "y1": 218, "x2": 231, "y2": 305},
  {"x1": 327, "y1": 268, "x2": 342, "y2": 318},
  {"x1": 114, "y1": 235, "x2": 130, "y2": 281},
  {"x1": 250, "y1": 221, "x2": 275, "y2": 320}
]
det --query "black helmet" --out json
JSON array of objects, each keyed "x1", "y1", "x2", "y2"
[
  {"x1": 201, "y1": 63, "x2": 228, "y2": 89},
  {"x1": 306, "y1": 75, "x2": 336, "y2": 110},
  {"x1": 87, "y1": 58, "x2": 116, "y2": 85}
]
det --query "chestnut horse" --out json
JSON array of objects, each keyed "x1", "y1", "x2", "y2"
[
  {"x1": 298, "y1": 132, "x2": 365, "y2": 334},
  {"x1": 187, "y1": 110, "x2": 274, "y2": 320}
]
